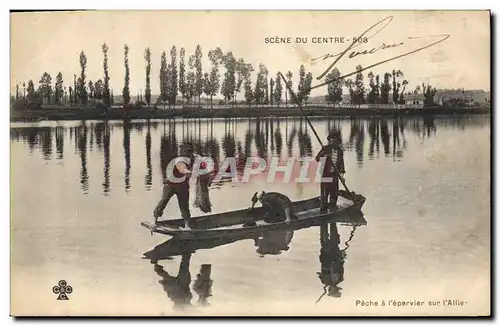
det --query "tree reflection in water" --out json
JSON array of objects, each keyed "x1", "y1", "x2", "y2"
[
  {"x1": 9, "y1": 116, "x2": 485, "y2": 195},
  {"x1": 123, "y1": 119, "x2": 131, "y2": 192},
  {"x1": 145, "y1": 120, "x2": 153, "y2": 190}
]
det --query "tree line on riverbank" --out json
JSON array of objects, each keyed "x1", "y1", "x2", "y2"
[{"x1": 11, "y1": 43, "x2": 439, "y2": 111}]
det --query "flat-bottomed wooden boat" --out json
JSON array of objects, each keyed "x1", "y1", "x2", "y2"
[{"x1": 141, "y1": 190, "x2": 366, "y2": 240}]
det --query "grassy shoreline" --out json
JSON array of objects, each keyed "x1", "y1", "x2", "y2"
[{"x1": 10, "y1": 105, "x2": 491, "y2": 122}]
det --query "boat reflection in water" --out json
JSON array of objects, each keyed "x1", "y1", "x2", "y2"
[
  {"x1": 143, "y1": 214, "x2": 365, "y2": 310},
  {"x1": 254, "y1": 230, "x2": 294, "y2": 257}
]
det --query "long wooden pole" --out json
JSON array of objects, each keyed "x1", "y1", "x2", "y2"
[{"x1": 277, "y1": 72, "x2": 355, "y2": 200}]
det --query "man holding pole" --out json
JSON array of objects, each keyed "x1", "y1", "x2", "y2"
[
  {"x1": 315, "y1": 131, "x2": 345, "y2": 213},
  {"x1": 278, "y1": 71, "x2": 356, "y2": 210}
]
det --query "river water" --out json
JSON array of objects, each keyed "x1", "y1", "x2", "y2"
[{"x1": 10, "y1": 115, "x2": 490, "y2": 316}]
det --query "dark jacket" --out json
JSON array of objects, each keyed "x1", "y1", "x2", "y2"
[
  {"x1": 315, "y1": 145, "x2": 345, "y2": 177},
  {"x1": 260, "y1": 192, "x2": 293, "y2": 223}
]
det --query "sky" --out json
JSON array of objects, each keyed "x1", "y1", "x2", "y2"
[{"x1": 10, "y1": 10, "x2": 490, "y2": 99}]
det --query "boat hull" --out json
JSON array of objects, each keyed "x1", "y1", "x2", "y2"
[{"x1": 141, "y1": 191, "x2": 366, "y2": 240}]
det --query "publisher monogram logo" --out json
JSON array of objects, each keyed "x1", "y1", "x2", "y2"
[{"x1": 52, "y1": 280, "x2": 73, "y2": 300}]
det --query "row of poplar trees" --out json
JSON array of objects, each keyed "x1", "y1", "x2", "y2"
[
  {"x1": 14, "y1": 44, "x2": 436, "y2": 108},
  {"x1": 139, "y1": 44, "x2": 316, "y2": 109},
  {"x1": 14, "y1": 44, "x2": 317, "y2": 109},
  {"x1": 14, "y1": 45, "x2": 114, "y2": 107}
]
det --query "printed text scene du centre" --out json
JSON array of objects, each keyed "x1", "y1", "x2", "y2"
[{"x1": 264, "y1": 36, "x2": 368, "y2": 44}]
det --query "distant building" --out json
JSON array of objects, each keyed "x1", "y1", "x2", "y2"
[
  {"x1": 387, "y1": 93, "x2": 395, "y2": 104},
  {"x1": 437, "y1": 93, "x2": 474, "y2": 107},
  {"x1": 341, "y1": 94, "x2": 351, "y2": 105},
  {"x1": 404, "y1": 94, "x2": 425, "y2": 108}
]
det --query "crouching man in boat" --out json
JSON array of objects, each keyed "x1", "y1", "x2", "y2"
[
  {"x1": 153, "y1": 143, "x2": 195, "y2": 230},
  {"x1": 244, "y1": 191, "x2": 296, "y2": 227},
  {"x1": 315, "y1": 131, "x2": 345, "y2": 213}
]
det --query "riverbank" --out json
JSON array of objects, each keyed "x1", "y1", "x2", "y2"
[{"x1": 10, "y1": 105, "x2": 491, "y2": 122}]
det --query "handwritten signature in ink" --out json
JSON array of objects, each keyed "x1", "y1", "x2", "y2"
[{"x1": 308, "y1": 16, "x2": 451, "y2": 91}]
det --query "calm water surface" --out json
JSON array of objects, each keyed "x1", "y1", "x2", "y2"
[{"x1": 10, "y1": 115, "x2": 490, "y2": 315}]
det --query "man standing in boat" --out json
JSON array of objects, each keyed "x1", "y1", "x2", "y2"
[
  {"x1": 153, "y1": 143, "x2": 196, "y2": 230},
  {"x1": 315, "y1": 131, "x2": 345, "y2": 213}
]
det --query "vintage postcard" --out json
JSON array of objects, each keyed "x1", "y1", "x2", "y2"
[{"x1": 10, "y1": 10, "x2": 491, "y2": 316}]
